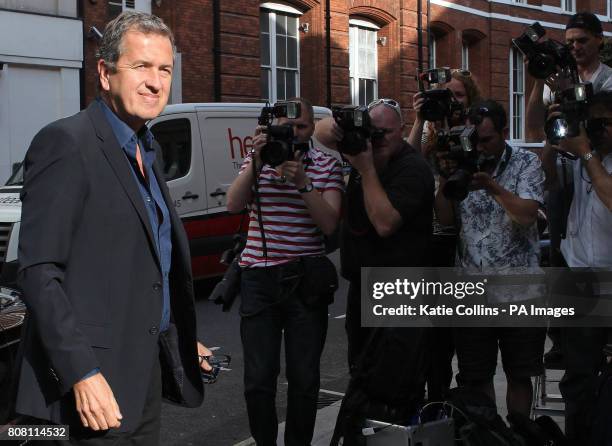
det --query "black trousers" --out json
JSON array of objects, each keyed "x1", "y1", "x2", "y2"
[
  {"x1": 345, "y1": 281, "x2": 369, "y2": 374},
  {"x1": 559, "y1": 326, "x2": 607, "y2": 444},
  {"x1": 36, "y1": 353, "x2": 162, "y2": 446},
  {"x1": 240, "y1": 265, "x2": 328, "y2": 446}
]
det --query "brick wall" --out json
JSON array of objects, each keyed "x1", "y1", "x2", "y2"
[{"x1": 80, "y1": 0, "x2": 611, "y2": 138}]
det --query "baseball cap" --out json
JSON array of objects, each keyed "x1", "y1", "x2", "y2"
[{"x1": 566, "y1": 12, "x2": 603, "y2": 36}]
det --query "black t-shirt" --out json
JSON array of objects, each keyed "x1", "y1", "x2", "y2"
[{"x1": 340, "y1": 142, "x2": 434, "y2": 281}]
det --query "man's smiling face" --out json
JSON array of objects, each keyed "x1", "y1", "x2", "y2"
[{"x1": 98, "y1": 30, "x2": 174, "y2": 131}]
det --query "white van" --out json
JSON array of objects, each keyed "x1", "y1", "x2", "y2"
[{"x1": 0, "y1": 103, "x2": 333, "y2": 283}]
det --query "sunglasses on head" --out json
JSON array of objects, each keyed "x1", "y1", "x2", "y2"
[
  {"x1": 451, "y1": 69, "x2": 472, "y2": 77},
  {"x1": 367, "y1": 98, "x2": 402, "y2": 121}
]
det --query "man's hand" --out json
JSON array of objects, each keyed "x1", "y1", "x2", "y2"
[
  {"x1": 559, "y1": 124, "x2": 592, "y2": 158},
  {"x1": 343, "y1": 140, "x2": 375, "y2": 174},
  {"x1": 413, "y1": 92, "x2": 425, "y2": 121},
  {"x1": 197, "y1": 341, "x2": 213, "y2": 372},
  {"x1": 277, "y1": 153, "x2": 309, "y2": 189},
  {"x1": 73, "y1": 372, "x2": 122, "y2": 431},
  {"x1": 471, "y1": 172, "x2": 500, "y2": 194},
  {"x1": 250, "y1": 125, "x2": 268, "y2": 168}
]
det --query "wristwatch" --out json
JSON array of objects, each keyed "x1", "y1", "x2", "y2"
[
  {"x1": 582, "y1": 151, "x2": 594, "y2": 164},
  {"x1": 298, "y1": 182, "x2": 314, "y2": 193}
]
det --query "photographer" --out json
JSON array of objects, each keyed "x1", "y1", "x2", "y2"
[
  {"x1": 436, "y1": 100, "x2": 546, "y2": 416},
  {"x1": 226, "y1": 98, "x2": 344, "y2": 446},
  {"x1": 406, "y1": 69, "x2": 482, "y2": 401},
  {"x1": 408, "y1": 69, "x2": 482, "y2": 155},
  {"x1": 316, "y1": 98, "x2": 434, "y2": 369},
  {"x1": 526, "y1": 12, "x2": 612, "y2": 142},
  {"x1": 524, "y1": 11, "x2": 612, "y2": 367},
  {"x1": 541, "y1": 91, "x2": 612, "y2": 444}
]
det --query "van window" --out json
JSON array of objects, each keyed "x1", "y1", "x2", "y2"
[{"x1": 150, "y1": 118, "x2": 191, "y2": 181}]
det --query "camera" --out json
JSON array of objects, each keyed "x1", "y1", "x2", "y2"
[
  {"x1": 258, "y1": 101, "x2": 308, "y2": 167},
  {"x1": 331, "y1": 105, "x2": 373, "y2": 155},
  {"x1": 436, "y1": 125, "x2": 489, "y2": 201},
  {"x1": 209, "y1": 234, "x2": 246, "y2": 312},
  {"x1": 545, "y1": 83, "x2": 593, "y2": 144},
  {"x1": 419, "y1": 68, "x2": 464, "y2": 123},
  {"x1": 512, "y1": 22, "x2": 576, "y2": 80}
]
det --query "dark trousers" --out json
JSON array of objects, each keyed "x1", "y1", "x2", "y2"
[
  {"x1": 559, "y1": 326, "x2": 607, "y2": 444},
  {"x1": 240, "y1": 266, "x2": 328, "y2": 446},
  {"x1": 38, "y1": 354, "x2": 162, "y2": 446},
  {"x1": 345, "y1": 281, "x2": 370, "y2": 374}
]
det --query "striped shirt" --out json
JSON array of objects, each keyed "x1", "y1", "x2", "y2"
[{"x1": 238, "y1": 146, "x2": 344, "y2": 268}]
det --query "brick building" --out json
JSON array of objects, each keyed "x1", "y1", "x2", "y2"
[{"x1": 81, "y1": 0, "x2": 612, "y2": 142}]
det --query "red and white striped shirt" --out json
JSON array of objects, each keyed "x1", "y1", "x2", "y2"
[{"x1": 238, "y1": 146, "x2": 344, "y2": 268}]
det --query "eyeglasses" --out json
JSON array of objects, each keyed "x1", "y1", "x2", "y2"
[
  {"x1": 367, "y1": 98, "x2": 403, "y2": 121},
  {"x1": 451, "y1": 69, "x2": 472, "y2": 77},
  {"x1": 199, "y1": 354, "x2": 232, "y2": 384}
]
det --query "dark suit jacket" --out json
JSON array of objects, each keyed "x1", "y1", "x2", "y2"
[{"x1": 14, "y1": 100, "x2": 204, "y2": 432}]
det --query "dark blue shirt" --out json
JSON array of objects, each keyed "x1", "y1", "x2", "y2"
[{"x1": 99, "y1": 99, "x2": 172, "y2": 333}]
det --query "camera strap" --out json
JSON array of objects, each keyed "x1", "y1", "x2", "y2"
[{"x1": 252, "y1": 156, "x2": 269, "y2": 263}]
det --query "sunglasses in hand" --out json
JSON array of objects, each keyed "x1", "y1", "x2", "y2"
[{"x1": 199, "y1": 354, "x2": 232, "y2": 384}]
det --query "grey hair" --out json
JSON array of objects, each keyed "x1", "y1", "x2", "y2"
[{"x1": 96, "y1": 11, "x2": 175, "y2": 73}]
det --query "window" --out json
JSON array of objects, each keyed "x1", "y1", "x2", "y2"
[
  {"x1": 349, "y1": 20, "x2": 378, "y2": 106},
  {"x1": 561, "y1": 0, "x2": 575, "y2": 12},
  {"x1": 429, "y1": 35, "x2": 436, "y2": 69},
  {"x1": 609, "y1": 0, "x2": 612, "y2": 19},
  {"x1": 260, "y1": 8, "x2": 300, "y2": 103},
  {"x1": 461, "y1": 42, "x2": 469, "y2": 70},
  {"x1": 108, "y1": 0, "x2": 151, "y2": 20},
  {"x1": 509, "y1": 49, "x2": 525, "y2": 141},
  {"x1": 150, "y1": 119, "x2": 191, "y2": 181}
]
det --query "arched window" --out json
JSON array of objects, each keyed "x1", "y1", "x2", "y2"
[
  {"x1": 349, "y1": 18, "x2": 379, "y2": 106},
  {"x1": 260, "y1": 2, "x2": 302, "y2": 102}
]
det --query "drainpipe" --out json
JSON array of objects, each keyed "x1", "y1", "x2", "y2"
[
  {"x1": 325, "y1": 0, "x2": 332, "y2": 107},
  {"x1": 417, "y1": 0, "x2": 423, "y2": 72},
  {"x1": 213, "y1": 0, "x2": 221, "y2": 101}
]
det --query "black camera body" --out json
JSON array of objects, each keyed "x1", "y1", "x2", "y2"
[
  {"x1": 210, "y1": 234, "x2": 246, "y2": 312},
  {"x1": 512, "y1": 22, "x2": 576, "y2": 80},
  {"x1": 545, "y1": 82, "x2": 593, "y2": 144},
  {"x1": 332, "y1": 105, "x2": 373, "y2": 155},
  {"x1": 258, "y1": 101, "x2": 307, "y2": 167},
  {"x1": 419, "y1": 68, "x2": 464, "y2": 123},
  {"x1": 436, "y1": 125, "x2": 483, "y2": 201}
]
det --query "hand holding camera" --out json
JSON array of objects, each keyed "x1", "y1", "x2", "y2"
[{"x1": 258, "y1": 101, "x2": 309, "y2": 167}]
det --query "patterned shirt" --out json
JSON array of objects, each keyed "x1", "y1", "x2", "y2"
[
  {"x1": 239, "y1": 146, "x2": 344, "y2": 268},
  {"x1": 457, "y1": 145, "x2": 545, "y2": 270}
]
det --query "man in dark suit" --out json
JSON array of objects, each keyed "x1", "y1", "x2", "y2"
[{"x1": 14, "y1": 11, "x2": 210, "y2": 445}]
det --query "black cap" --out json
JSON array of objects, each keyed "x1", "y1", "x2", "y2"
[{"x1": 566, "y1": 12, "x2": 603, "y2": 36}]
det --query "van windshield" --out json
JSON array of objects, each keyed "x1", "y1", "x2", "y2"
[{"x1": 5, "y1": 162, "x2": 24, "y2": 186}]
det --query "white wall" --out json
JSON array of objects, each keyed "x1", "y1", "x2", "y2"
[
  {"x1": 0, "y1": 0, "x2": 77, "y2": 17},
  {"x1": 0, "y1": 8, "x2": 82, "y2": 183}
]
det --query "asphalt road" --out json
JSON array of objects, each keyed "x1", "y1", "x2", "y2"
[{"x1": 159, "y1": 252, "x2": 351, "y2": 446}]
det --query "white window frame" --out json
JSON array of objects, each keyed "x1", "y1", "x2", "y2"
[
  {"x1": 115, "y1": 0, "x2": 151, "y2": 13},
  {"x1": 512, "y1": 0, "x2": 526, "y2": 4},
  {"x1": 461, "y1": 42, "x2": 469, "y2": 70},
  {"x1": 561, "y1": 0, "x2": 575, "y2": 13},
  {"x1": 349, "y1": 19, "x2": 379, "y2": 106},
  {"x1": 509, "y1": 48, "x2": 525, "y2": 141},
  {"x1": 429, "y1": 35, "x2": 436, "y2": 69},
  {"x1": 260, "y1": 5, "x2": 302, "y2": 103}
]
